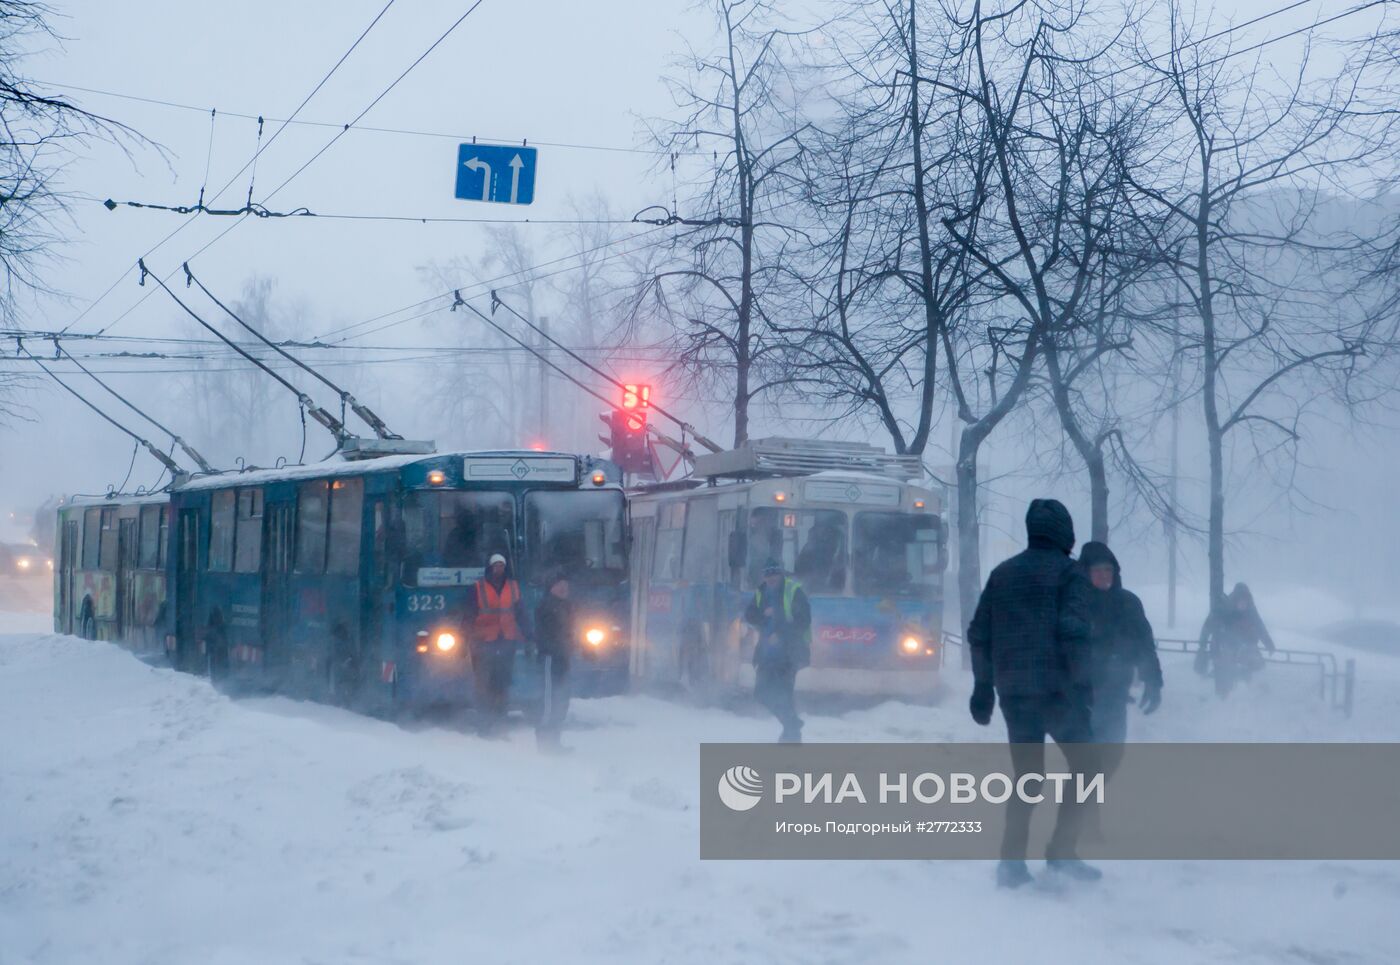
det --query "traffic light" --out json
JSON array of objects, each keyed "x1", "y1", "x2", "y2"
[{"x1": 607, "y1": 406, "x2": 654, "y2": 475}]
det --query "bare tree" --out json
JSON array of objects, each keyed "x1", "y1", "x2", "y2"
[
  {"x1": 634, "y1": 0, "x2": 813, "y2": 446},
  {"x1": 783, "y1": 0, "x2": 979, "y2": 456},
  {"x1": 1124, "y1": 2, "x2": 1386, "y2": 606},
  {"x1": 0, "y1": 2, "x2": 145, "y2": 421},
  {"x1": 418, "y1": 226, "x2": 548, "y2": 449}
]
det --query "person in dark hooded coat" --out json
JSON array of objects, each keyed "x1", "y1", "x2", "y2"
[
  {"x1": 1078, "y1": 541, "x2": 1163, "y2": 747},
  {"x1": 967, "y1": 498, "x2": 1097, "y2": 888},
  {"x1": 1197, "y1": 582, "x2": 1274, "y2": 697}
]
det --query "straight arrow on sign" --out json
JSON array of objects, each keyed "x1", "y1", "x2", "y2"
[{"x1": 508, "y1": 154, "x2": 525, "y2": 204}]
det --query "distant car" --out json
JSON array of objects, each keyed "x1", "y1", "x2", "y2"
[{"x1": 0, "y1": 541, "x2": 49, "y2": 578}]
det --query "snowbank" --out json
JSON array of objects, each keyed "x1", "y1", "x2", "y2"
[{"x1": 1, "y1": 628, "x2": 1397, "y2": 964}]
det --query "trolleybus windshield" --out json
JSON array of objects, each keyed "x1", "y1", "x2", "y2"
[
  {"x1": 852, "y1": 511, "x2": 942, "y2": 597},
  {"x1": 401, "y1": 491, "x2": 514, "y2": 583},
  {"x1": 523, "y1": 490, "x2": 626, "y2": 586},
  {"x1": 745, "y1": 507, "x2": 848, "y2": 594}
]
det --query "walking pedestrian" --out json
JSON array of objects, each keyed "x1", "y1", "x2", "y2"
[
  {"x1": 533, "y1": 571, "x2": 575, "y2": 752},
  {"x1": 968, "y1": 499, "x2": 1098, "y2": 888},
  {"x1": 744, "y1": 558, "x2": 810, "y2": 743}
]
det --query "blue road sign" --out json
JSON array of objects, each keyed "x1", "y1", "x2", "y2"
[{"x1": 454, "y1": 143, "x2": 537, "y2": 205}]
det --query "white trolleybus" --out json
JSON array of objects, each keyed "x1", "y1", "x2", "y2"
[{"x1": 628, "y1": 438, "x2": 948, "y2": 698}]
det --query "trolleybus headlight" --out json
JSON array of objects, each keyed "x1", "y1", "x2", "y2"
[
  {"x1": 900, "y1": 634, "x2": 923, "y2": 655},
  {"x1": 434, "y1": 631, "x2": 457, "y2": 653},
  {"x1": 426, "y1": 469, "x2": 447, "y2": 486},
  {"x1": 914, "y1": 499, "x2": 925, "y2": 510},
  {"x1": 584, "y1": 626, "x2": 607, "y2": 648},
  {"x1": 591, "y1": 471, "x2": 606, "y2": 486},
  {"x1": 774, "y1": 491, "x2": 787, "y2": 503},
  {"x1": 15, "y1": 556, "x2": 31, "y2": 570}
]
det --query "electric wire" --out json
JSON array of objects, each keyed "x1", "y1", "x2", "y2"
[
  {"x1": 181, "y1": 263, "x2": 400, "y2": 439},
  {"x1": 17, "y1": 344, "x2": 183, "y2": 476},
  {"x1": 34, "y1": 79, "x2": 700, "y2": 156},
  {"x1": 53, "y1": 343, "x2": 216, "y2": 472},
  {"x1": 57, "y1": 0, "x2": 400, "y2": 337}
]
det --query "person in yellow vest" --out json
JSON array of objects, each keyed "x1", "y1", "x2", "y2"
[
  {"x1": 743, "y1": 558, "x2": 811, "y2": 743},
  {"x1": 466, "y1": 552, "x2": 529, "y2": 734}
]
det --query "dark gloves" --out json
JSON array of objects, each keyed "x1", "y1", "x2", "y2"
[
  {"x1": 1138, "y1": 682, "x2": 1162, "y2": 715},
  {"x1": 969, "y1": 682, "x2": 995, "y2": 726}
]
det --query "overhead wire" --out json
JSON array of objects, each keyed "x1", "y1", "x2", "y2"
[
  {"x1": 58, "y1": 0, "x2": 401, "y2": 337},
  {"x1": 16, "y1": 343, "x2": 184, "y2": 476},
  {"x1": 141, "y1": 259, "x2": 350, "y2": 445},
  {"x1": 35, "y1": 78, "x2": 702, "y2": 156},
  {"x1": 485, "y1": 290, "x2": 722, "y2": 451},
  {"x1": 53, "y1": 342, "x2": 217, "y2": 472},
  {"x1": 99, "y1": 0, "x2": 489, "y2": 342},
  {"x1": 181, "y1": 262, "x2": 401, "y2": 439}
]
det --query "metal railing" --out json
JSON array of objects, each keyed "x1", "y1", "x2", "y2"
[
  {"x1": 1157, "y1": 637, "x2": 1355, "y2": 717},
  {"x1": 938, "y1": 630, "x2": 1355, "y2": 717}
]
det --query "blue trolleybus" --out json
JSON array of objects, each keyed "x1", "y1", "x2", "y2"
[
  {"x1": 628, "y1": 438, "x2": 947, "y2": 698},
  {"x1": 55, "y1": 449, "x2": 629, "y2": 713}
]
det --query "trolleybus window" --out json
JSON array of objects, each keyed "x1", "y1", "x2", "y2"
[
  {"x1": 82, "y1": 508, "x2": 100, "y2": 569},
  {"x1": 745, "y1": 508, "x2": 847, "y2": 594},
  {"x1": 234, "y1": 489, "x2": 263, "y2": 573},
  {"x1": 295, "y1": 481, "x2": 329, "y2": 574},
  {"x1": 681, "y1": 498, "x2": 719, "y2": 583},
  {"x1": 523, "y1": 490, "x2": 625, "y2": 585},
  {"x1": 327, "y1": 479, "x2": 363, "y2": 575},
  {"x1": 401, "y1": 491, "x2": 514, "y2": 580},
  {"x1": 210, "y1": 490, "x2": 235, "y2": 572},
  {"x1": 852, "y1": 512, "x2": 942, "y2": 597},
  {"x1": 99, "y1": 508, "x2": 117, "y2": 569},
  {"x1": 651, "y1": 501, "x2": 686, "y2": 581},
  {"x1": 139, "y1": 505, "x2": 161, "y2": 569}
]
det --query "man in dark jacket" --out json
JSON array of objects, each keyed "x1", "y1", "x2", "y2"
[
  {"x1": 744, "y1": 559, "x2": 811, "y2": 743},
  {"x1": 967, "y1": 498, "x2": 1097, "y2": 888},
  {"x1": 1079, "y1": 541, "x2": 1163, "y2": 751},
  {"x1": 533, "y1": 572, "x2": 575, "y2": 752}
]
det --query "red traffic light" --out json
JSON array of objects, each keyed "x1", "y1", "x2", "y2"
[{"x1": 607, "y1": 407, "x2": 654, "y2": 475}]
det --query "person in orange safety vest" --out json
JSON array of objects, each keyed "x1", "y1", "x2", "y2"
[{"x1": 465, "y1": 552, "x2": 530, "y2": 734}]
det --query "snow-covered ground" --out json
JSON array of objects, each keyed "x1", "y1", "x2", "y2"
[{"x1": 3, "y1": 596, "x2": 1399, "y2": 965}]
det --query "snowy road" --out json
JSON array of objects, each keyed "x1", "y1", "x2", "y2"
[{"x1": 3, "y1": 620, "x2": 1399, "y2": 965}]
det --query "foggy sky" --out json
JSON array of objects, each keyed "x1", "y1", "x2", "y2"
[{"x1": 3, "y1": 0, "x2": 1396, "y2": 615}]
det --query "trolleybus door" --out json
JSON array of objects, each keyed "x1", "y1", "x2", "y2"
[
  {"x1": 629, "y1": 516, "x2": 655, "y2": 679},
  {"x1": 117, "y1": 517, "x2": 137, "y2": 642},
  {"x1": 361, "y1": 496, "x2": 390, "y2": 688},
  {"x1": 175, "y1": 508, "x2": 200, "y2": 671},
  {"x1": 260, "y1": 501, "x2": 295, "y2": 679},
  {"x1": 58, "y1": 518, "x2": 78, "y2": 634}
]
